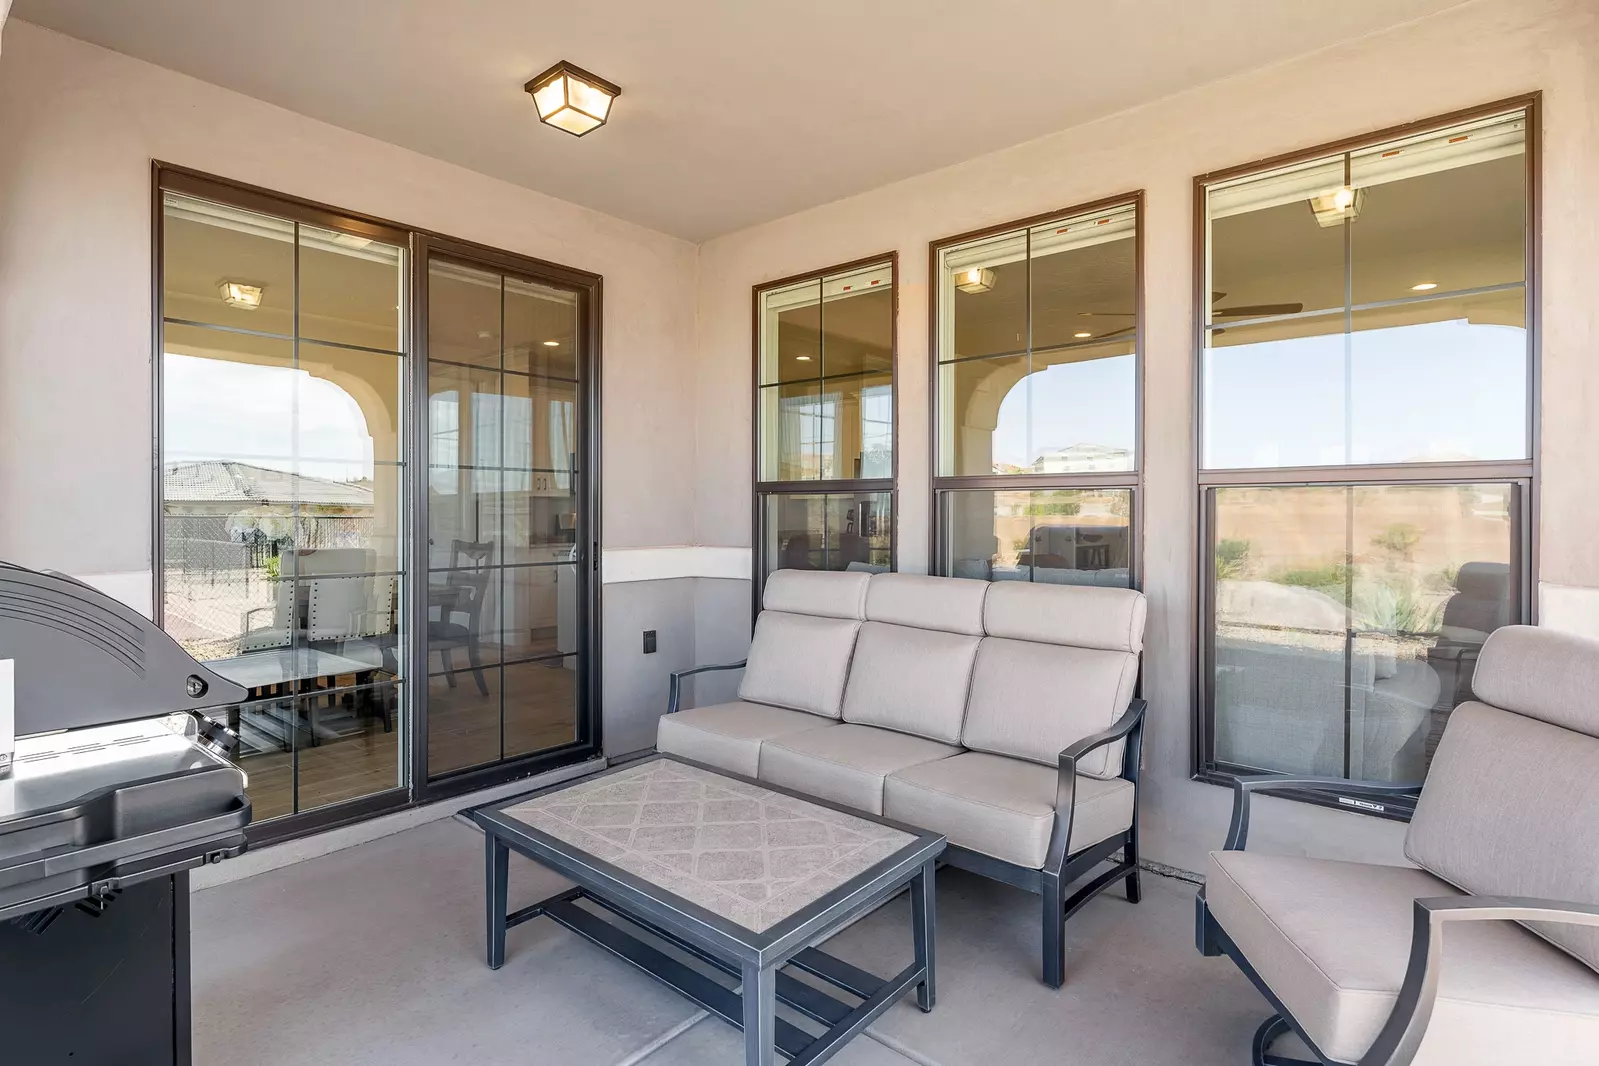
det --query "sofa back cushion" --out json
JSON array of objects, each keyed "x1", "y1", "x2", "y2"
[
  {"x1": 1406, "y1": 626, "x2": 1599, "y2": 974},
  {"x1": 837, "y1": 575, "x2": 989, "y2": 743},
  {"x1": 738, "y1": 569, "x2": 869, "y2": 718},
  {"x1": 961, "y1": 582, "x2": 1147, "y2": 778}
]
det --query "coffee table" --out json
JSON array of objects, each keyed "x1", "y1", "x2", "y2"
[{"x1": 470, "y1": 754, "x2": 944, "y2": 1066}]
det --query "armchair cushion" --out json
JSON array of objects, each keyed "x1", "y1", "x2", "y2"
[
  {"x1": 840, "y1": 621, "x2": 980, "y2": 744},
  {"x1": 1206, "y1": 850, "x2": 1599, "y2": 1065},
  {"x1": 959, "y1": 637, "x2": 1138, "y2": 777},
  {"x1": 885, "y1": 752, "x2": 1132, "y2": 869},
  {"x1": 656, "y1": 701, "x2": 828, "y2": 778},
  {"x1": 1406, "y1": 700, "x2": 1599, "y2": 974},
  {"x1": 738, "y1": 612, "x2": 861, "y2": 719},
  {"x1": 758, "y1": 724, "x2": 959, "y2": 815}
]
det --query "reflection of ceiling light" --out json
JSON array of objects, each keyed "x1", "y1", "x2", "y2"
[
  {"x1": 795, "y1": 355, "x2": 812, "y2": 362},
  {"x1": 1411, "y1": 282, "x2": 1438, "y2": 291},
  {"x1": 542, "y1": 340, "x2": 560, "y2": 347},
  {"x1": 1308, "y1": 186, "x2": 1365, "y2": 228},
  {"x1": 219, "y1": 281, "x2": 264, "y2": 310},
  {"x1": 477, "y1": 330, "x2": 494, "y2": 340},
  {"x1": 526, "y1": 61, "x2": 620, "y2": 137},
  {"x1": 1074, "y1": 331, "x2": 1093, "y2": 339},
  {"x1": 955, "y1": 267, "x2": 996, "y2": 294}
]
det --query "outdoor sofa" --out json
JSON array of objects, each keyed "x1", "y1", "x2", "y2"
[{"x1": 658, "y1": 568, "x2": 1147, "y2": 987}]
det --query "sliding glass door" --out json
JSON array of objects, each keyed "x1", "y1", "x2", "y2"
[{"x1": 418, "y1": 243, "x2": 598, "y2": 791}]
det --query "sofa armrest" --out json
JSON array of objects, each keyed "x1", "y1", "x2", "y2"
[
  {"x1": 1359, "y1": 895, "x2": 1599, "y2": 1066},
  {"x1": 1046, "y1": 698, "x2": 1147, "y2": 868},
  {"x1": 1223, "y1": 775, "x2": 1423, "y2": 852},
  {"x1": 666, "y1": 661, "x2": 747, "y2": 714}
]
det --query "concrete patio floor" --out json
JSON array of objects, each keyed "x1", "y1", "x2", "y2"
[{"x1": 193, "y1": 815, "x2": 1274, "y2": 1065}]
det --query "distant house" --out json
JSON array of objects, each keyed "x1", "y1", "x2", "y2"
[
  {"x1": 163, "y1": 461, "x2": 374, "y2": 562},
  {"x1": 1032, "y1": 443, "x2": 1134, "y2": 474}
]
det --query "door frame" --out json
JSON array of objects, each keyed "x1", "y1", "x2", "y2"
[{"x1": 409, "y1": 233, "x2": 604, "y2": 804}]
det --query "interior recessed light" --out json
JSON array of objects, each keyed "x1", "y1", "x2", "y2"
[
  {"x1": 477, "y1": 330, "x2": 494, "y2": 340},
  {"x1": 795, "y1": 355, "x2": 812, "y2": 362},
  {"x1": 1074, "y1": 331, "x2": 1093, "y2": 339},
  {"x1": 218, "y1": 280, "x2": 263, "y2": 310},
  {"x1": 542, "y1": 340, "x2": 561, "y2": 347},
  {"x1": 1411, "y1": 282, "x2": 1438, "y2": 291}
]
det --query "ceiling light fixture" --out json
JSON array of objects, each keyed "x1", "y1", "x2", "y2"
[
  {"x1": 1411, "y1": 282, "x2": 1439, "y2": 291},
  {"x1": 955, "y1": 267, "x2": 996, "y2": 294},
  {"x1": 218, "y1": 281, "x2": 264, "y2": 310},
  {"x1": 526, "y1": 61, "x2": 620, "y2": 137},
  {"x1": 1308, "y1": 185, "x2": 1365, "y2": 228},
  {"x1": 795, "y1": 355, "x2": 812, "y2": 362},
  {"x1": 542, "y1": 340, "x2": 561, "y2": 347},
  {"x1": 1073, "y1": 331, "x2": 1093, "y2": 339}
]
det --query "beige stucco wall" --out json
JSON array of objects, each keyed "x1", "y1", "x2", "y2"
[{"x1": 694, "y1": 0, "x2": 1599, "y2": 871}]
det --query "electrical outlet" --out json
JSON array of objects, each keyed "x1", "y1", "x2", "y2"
[{"x1": 642, "y1": 630, "x2": 657, "y2": 654}]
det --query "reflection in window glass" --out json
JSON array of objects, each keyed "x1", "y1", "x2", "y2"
[
  {"x1": 937, "y1": 203, "x2": 1137, "y2": 477},
  {"x1": 757, "y1": 265, "x2": 894, "y2": 483},
  {"x1": 1210, "y1": 483, "x2": 1518, "y2": 782},
  {"x1": 761, "y1": 492, "x2": 892, "y2": 584},
  {"x1": 942, "y1": 489, "x2": 1132, "y2": 585},
  {"x1": 1202, "y1": 111, "x2": 1528, "y2": 469},
  {"x1": 159, "y1": 192, "x2": 405, "y2": 820}
]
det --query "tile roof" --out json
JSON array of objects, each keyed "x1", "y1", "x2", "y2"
[{"x1": 164, "y1": 461, "x2": 373, "y2": 507}]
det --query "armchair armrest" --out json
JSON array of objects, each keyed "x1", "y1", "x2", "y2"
[
  {"x1": 1359, "y1": 896, "x2": 1599, "y2": 1066},
  {"x1": 1224, "y1": 775, "x2": 1423, "y2": 851},
  {"x1": 1046, "y1": 698, "x2": 1147, "y2": 869},
  {"x1": 666, "y1": 661, "x2": 746, "y2": 714}
]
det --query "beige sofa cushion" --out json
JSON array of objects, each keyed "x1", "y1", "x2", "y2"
[
  {"x1": 1406, "y1": 700, "x2": 1599, "y2": 975},
  {"x1": 656, "y1": 701, "x2": 830, "y2": 778},
  {"x1": 738, "y1": 612, "x2": 861, "y2": 718},
  {"x1": 983, "y1": 580, "x2": 1146, "y2": 653},
  {"x1": 1206, "y1": 850, "x2": 1599, "y2": 1066},
  {"x1": 960, "y1": 637, "x2": 1137, "y2": 777},
  {"x1": 885, "y1": 752, "x2": 1132, "y2": 869},
  {"x1": 840, "y1": 621, "x2": 980, "y2": 744},
  {"x1": 758, "y1": 723, "x2": 959, "y2": 815},
  {"x1": 864, "y1": 572, "x2": 988, "y2": 635},
  {"x1": 763, "y1": 568, "x2": 871, "y2": 620}
]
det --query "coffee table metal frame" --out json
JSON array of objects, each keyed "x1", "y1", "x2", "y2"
[{"x1": 470, "y1": 754, "x2": 944, "y2": 1066}]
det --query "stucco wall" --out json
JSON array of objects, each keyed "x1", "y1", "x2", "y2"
[{"x1": 694, "y1": 0, "x2": 1599, "y2": 872}]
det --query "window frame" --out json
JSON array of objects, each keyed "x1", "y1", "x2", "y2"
[
  {"x1": 1188, "y1": 94, "x2": 1543, "y2": 817},
  {"x1": 927, "y1": 192, "x2": 1146, "y2": 585},
  {"x1": 151, "y1": 162, "x2": 606, "y2": 845},
  {"x1": 750, "y1": 252, "x2": 900, "y2": 612}
]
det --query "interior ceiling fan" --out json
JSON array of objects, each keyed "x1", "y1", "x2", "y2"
[{"x1": 1073, "y1": 292, "x2": 1304, "y2": 340}]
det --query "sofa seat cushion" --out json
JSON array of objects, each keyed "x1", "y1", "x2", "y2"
[
  {"x1": 758, "y1": 724, "x2": 960, "y2": 815},
  {"x1": 884, "y1": 753, "x2": 1133, "y2": 869},
  {"x1": 656, "y1": 702, "x2": 831, "y2": 778},
  {"x1": 1206, "y1": 850, "x2": 1599, "y2": 1065}
]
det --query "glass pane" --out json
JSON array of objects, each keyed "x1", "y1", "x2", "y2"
[
  {"x1": 940, "y1": 353, "x2": 1029, "y2": 475},
  {"x1": 163, "y1": 322, "x2": 296, "y2": 463},
  {"x1": 1202, "y1": 314, "x2": 1347, "y2": 469},
  {"x1": 1027, "y1": 344, "x2": 1136, "y2": 474},
  {"x1": 491, "y1": 565, "x2": 571, "y2": 661},
  {"x1": 942, "y1": 489, "x2": 1132, "y2": 584},
  {"x1": 1350, "y1": 122, "x2": 1525, "y2": 305},
  {"x1": 429, "y1": 361, "x2": 502, "y2": 471},
  {"x1": 1210, "y1": 483, "x2": 1518, "y2": 782},
  {"x1": 428, "y1": 260, "x2": 501, "y2": 368},
  {"x1": 163, "y1": 193, "x2": 295, "y2": 337},
  {"x1": 428, "y1": 468, "x2": 500, "y2": 570},
  {"x1": 503, "y1": 373, "x2": 577, "y2": 477},
  {"x1": 230, "y1": 693, "x2": 295, "y2": 821},
  {"x1": 946, "y1": 230, "x2": 1027, "y2": 362},
  {"x1": 762, "y1": 492, "x2": 891, "y2": 581},
  {"x1": 1348, "y1": 292, "x2": 1527, "y2": 464},
  {"x1": 1208, "y1": 156, "x2": 1347, "y2": 323},
  {"x1": 760, "y1": 278, "x2": 821, "y2": 386},
  {"x1": 820, "y1": 372, "x2": 892, "y2": 479},
  {"x1": 298, "y1": 226, "x2": 403, "y2": 351},
  {"x1": 821, "y1": 270, "x2": 892, "y2": 378},
  {"x1": 427, "y1": 667, "x2": 501, "y2": 775},
  {"x1": 293, "y1": 682, "x2": 401, "y2": 812},
  {"x1": 758, "y1": 380, "x2": 823, "y2": 481},
  {"x1": 503, "y1": 657, "x2": 578, "y2": 757},
  {"x1": 504, "y1": 277, "x2": 578, "y2": 377}
]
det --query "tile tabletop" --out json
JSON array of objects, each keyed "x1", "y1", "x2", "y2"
[{"x1": 501, "y1": 759, "x2": 915, "y2": 932}]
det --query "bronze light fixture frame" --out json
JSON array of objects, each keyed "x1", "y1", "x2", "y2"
[{"x1": 525, "y1": 60, "x2": 622, "y2": 137}]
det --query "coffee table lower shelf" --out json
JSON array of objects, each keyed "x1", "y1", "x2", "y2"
[{"x1": 502, "y1": 883, "x2": 928, "y2": 1065}]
